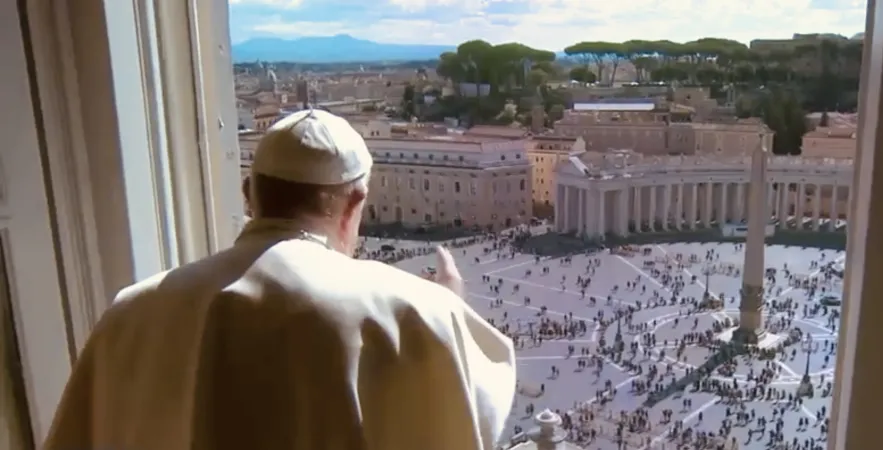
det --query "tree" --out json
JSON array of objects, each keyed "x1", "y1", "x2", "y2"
[
  {"x1": 562, "y1": 36, "x2": 863, "y2": 111},
  {"x1": 434, "y1": 40, "x2": 555, "y2": 93},
  {"x1": 402, "y1": 83, "x2": 416, "y2": 119},
  {"x1": 568, "y1": 66, "x2": 597, "y2": 84},
  {"x1": 756, "y1": 88, "x2": 808, "y2": 155},
  {"x1": 563, "y1": 41, "x2": 626, "y2": 85}
]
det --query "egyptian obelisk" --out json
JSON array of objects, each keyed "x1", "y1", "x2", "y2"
[{"x1": 733, "y1": 139, "x2": 768, "y2": 344}]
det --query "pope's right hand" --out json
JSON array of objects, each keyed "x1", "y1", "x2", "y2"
[{"x1": 434, "y1": 246, "x2": 464, "y2": 298}]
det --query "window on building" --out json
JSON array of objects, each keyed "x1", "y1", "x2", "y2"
[
  {"x1": 423, "y1": 179, "x2": 429, "y2": 191},
  {"x1": 454, "y1": 181, "x2": 461, "y2": 193},
  {"x1": 520, "y1": 179, "x2": 526, "y2": 191},
  {"x1": 409, "y1": 178, "x2": 416, "y2": 189},
  {"x1": 380, "y1": 176, "x2": 387, "y2": 187},
  {"x1": 470, "y1": 182, "x2": 477, "y2": 196}
]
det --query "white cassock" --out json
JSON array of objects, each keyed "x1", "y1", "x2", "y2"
[{"x1": 44, "y1": 220, "x2": 516, "y2": 450}]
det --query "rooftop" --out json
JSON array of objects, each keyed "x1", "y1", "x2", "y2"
[{"x1": 573, "y1": 102, "x2": 657, "y2": 112}]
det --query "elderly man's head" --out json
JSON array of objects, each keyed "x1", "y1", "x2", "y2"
[{"x1": 246, "y1": 110, "x2": 372, "y2": 255}]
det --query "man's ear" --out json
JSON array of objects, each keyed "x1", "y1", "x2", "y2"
[{"x1": 341, "y1": 187, "x2": 367, "y2": 223}]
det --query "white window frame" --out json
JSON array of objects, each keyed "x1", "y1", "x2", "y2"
[
  {"x1": 7, "y1": 0, "x2": 883, "y2": 447},
  {"x1": 12, "y1": 0, "x2": 242, "y2": 442}
]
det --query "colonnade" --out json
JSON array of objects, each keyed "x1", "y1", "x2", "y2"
[{"x1": 554, "y1": 179, "x2": 852, "y2": 238}]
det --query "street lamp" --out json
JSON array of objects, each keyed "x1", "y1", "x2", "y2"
[
  {"x1": 798, "y1": 334, "x2": 815, "y2": 397},
  {"x1": 699, "y1": 262, "x2": 714, "y2": 306}
]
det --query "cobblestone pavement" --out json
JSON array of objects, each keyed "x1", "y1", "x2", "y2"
[{"x1": 389, "y1": 238, "x2": 843, "y2": 450}]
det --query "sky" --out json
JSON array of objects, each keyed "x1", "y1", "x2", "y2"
[{"x1": 227, "y1": 0, "x2": 868, "y2": 50}]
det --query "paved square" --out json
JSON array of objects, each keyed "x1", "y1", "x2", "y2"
[{"x1": 389, "y1": 237, "x2": 842, "y2": 450}]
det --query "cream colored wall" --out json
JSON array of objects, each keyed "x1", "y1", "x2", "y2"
[
  {"x1": 555, "y1": 120, "x2": 772, "y2": 156},
  {"x1": 365, "y1": 164, "x2": 531, "y2": 229},
  {"x1": 694, "y1": 129, "x2": 767, "y2": 154},
  {"x1": 529, "y1": 151, "x2": 567, "y2": 205},
  {"x1": 802, "y1": 136, "x2": 856, "y2": 158}
]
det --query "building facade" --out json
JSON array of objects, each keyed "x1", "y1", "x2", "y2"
[
  {"x1": 802, "y1": 126, "x2": 857, "y2": 159},
  {"x1": 554, "y1": 109, "x2": 774, "y2": 157},
  {"x1": 554, "y1": 151, "x2": 852, "y2": 237},
  {"x1": 527, "y1": 136, "x2": 586, "y2": 207},
  {"x1": 361, "y1": 122, "x2": 532, "y2": 230}
]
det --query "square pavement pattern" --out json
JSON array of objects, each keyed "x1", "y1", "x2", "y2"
[{"x1": 384, "y1": 236, "x2": 841, "y2": 450}]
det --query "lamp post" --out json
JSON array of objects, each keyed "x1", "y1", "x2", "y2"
[
  {"x1": 703, "y1": 264, "x2": 712, "y2": 297},
  {"x1": 798, "y1": 334, "x2": 815, "y2": 397}
]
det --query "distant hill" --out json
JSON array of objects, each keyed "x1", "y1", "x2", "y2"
[{"x1": 231, "y1": 34, "x2": 456, "y2": 63}]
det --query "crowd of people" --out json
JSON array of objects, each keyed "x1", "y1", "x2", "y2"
[{"x1": 359, "y1": 229, "x2": 843, "y2": 450}]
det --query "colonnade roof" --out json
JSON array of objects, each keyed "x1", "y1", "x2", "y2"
[{"x1": 556, "y1": 151, "x2": 854, "y2": 181}]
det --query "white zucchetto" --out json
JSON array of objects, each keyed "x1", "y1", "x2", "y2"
[{"x1": 252, "y1": 109, "x2": 373, "y2": 185}]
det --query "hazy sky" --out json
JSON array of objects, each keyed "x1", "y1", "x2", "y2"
[{"x1": 227, "y1": 0, "x2": 867, "y2": 49}]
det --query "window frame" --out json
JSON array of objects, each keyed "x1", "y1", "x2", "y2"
[
  {"x1": 7, "y1": 0, "x2": 883, "y2": 447},
  {"x1": 14, "y1": 0, "x2": 242, "y2": 441}
]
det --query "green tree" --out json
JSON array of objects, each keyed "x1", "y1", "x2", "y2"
[
  {"x1": 563, "y1": 41, "x2": 626, "y2": 85},
  {"x1": 434, "y1": 40, "x2": 555, "y2": 92},
  {"x1": 402, "y1": 83, "x2": 416, "y2": 119},
  {"x1": 568, "y1": 66, "x2": 597, "y2": 84},
  {"x1": 757, "y1": 88, "x2": 808, "y2": 155}
]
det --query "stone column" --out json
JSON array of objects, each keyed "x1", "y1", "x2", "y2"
[
  {"x1": 796, "y1": 183, "x2": 805, "y2": 229},
  {"x1": 830, "y1": 185, "x2": 839, "y2": 231},
  {"x1": 703, "y1": 183, "x2": 713, "y2": 227},
  {"x1": 577, "y1": 188, "x2": 585, "y2": 236},
  {"x1": 554, "y1": 184, "x2": 564, "y2": 232},
  {"x1": 584, "y1": 189, "x2": 595, "y2": 237},
  {"x1": 634, "y1": 186, "x2": 642, "y2": 231},
  {"x1": 663, "y1": 184, "x2": 672, "y2": 230},
  {"x1": 721, "y1": 182, "x2": 729, "y2": 224},
  {"x1": 597, "y1": 190, "x2": 606, "y2": 238},
  {"x1": 675, "y1": 183, "x2": 684, "y2": 230},
  {"x1": 734, "y1": 144, "x2": 768, "y2": 344},
  {"x1": 649, "y1": 186, "x2": 658, "y2": 231},
  {"x1": 563, "y1": 186, "x2": 571, "y2": 233},
  {"x1": 619, "y1": 188, "x2": 629, "y2": 235},
  {"x1": 812, "y1": 184, "x2": 822, "y2": 231},
  {"x1": 777, "y1": 183, "x2": 789, "y2": 228},
  {"x1": 527, "y1": 410, "x2": 567, "y2": 450},
  {"x1": 736, "y1": 182, "x2": 745, "y2": 223},
  {"x1": 689, "y1": 184, "x2": 698, "y2": 230}
]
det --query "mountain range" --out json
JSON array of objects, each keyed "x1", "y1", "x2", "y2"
[{"x1": 231, "y1": 34, "x2": 457, "y2": 63}]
